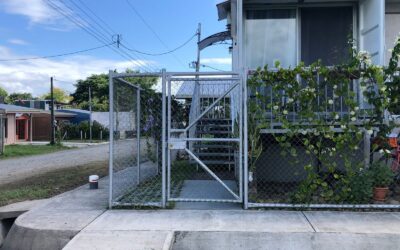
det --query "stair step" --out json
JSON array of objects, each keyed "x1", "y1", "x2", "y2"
[
  {"x1": 197, "y1": 131, "x2": 233, "y2": 135},
  {"x1": 190, "y1": 160, "x2": 236, "y2": 165},
  {"x1": 195, "y1": 152, "x2": 234, "y2": 157},
  {"x1": 198, "y1": 119, "x2": 232, "y2": 124},
  {"x1": 193, "y1": 144, "x2": 236, "y2": 149},
  {"x1": 196, "y1": 124, "x2": 232, "y2": 127}
]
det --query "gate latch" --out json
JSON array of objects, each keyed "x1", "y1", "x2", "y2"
[{"x1": 169, "y1": 139, "x2": 186, "y2": 150}]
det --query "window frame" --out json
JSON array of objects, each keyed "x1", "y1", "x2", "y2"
[{"x1": 243, "y1": 2, "x2": 358, "y2": 70}]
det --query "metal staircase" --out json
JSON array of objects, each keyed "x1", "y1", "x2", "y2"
[{"x1": 191, "y1": 118, "x2": 235, "y2": 171}]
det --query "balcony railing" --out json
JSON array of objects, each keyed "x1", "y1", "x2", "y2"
[{"x1": 247, "y1": 67, "x2": 378, "y2": 131}]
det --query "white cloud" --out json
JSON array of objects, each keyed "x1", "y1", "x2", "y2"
[
  {"x1": 1, "y1": 0, "x2": 59, "y2": 24},
  {"x1": 0, "y1": 0, "x2": 83, "y2": 30},
  {"x1": 0, "y1": 46, "x2": 155, "y2": 96},
  {"x1": 202, "y1": 57, "x2": 231, "y2": 65},
  {"x1": 8, "y1": 39, "x2": 29, "y2": 46}
]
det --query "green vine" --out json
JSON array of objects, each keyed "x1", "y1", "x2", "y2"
[{"x1": 247, "y1": 38, "x2": 400, "y2": 204}]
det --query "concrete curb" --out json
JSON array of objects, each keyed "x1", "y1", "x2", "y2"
[
  {"x1": 162, "y1": 231, "x2": 175, "y2": 250},
  {"x1": 1, "y1": 178, "x2": 109, "y2": 250}
]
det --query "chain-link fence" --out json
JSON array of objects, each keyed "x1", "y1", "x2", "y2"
[
  {"x1": 108, "y1": 68, "x2": 399, "y2": 209},
  {"x1": 109, "y1": 72, "x2": 163, "y2": 207},
  {"x1": 246, "y1": 68, "x2": 400, "y2": 208}
]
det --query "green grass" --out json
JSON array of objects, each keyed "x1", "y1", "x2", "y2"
[
  {"x1": 0, "y1": 144, "x2": 70, "y2": 159},
  {"x1": 0, "y1": 161, "x2": 108, "y2": 207},
  {"x1": 118, "y1": 160, "x2": 196, "y2": 207}
]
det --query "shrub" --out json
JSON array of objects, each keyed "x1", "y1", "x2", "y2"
[{"x1": 368, "y1": 162, "x2": 395, "y2": 188}]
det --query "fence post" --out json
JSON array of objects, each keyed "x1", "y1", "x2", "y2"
[
  {"x1": 137, "y1": 85, "x2": 141, "y2": 185},
  {"x1": 364, "y1": 130, "x2": 371, "y2": 169},
  {"x1": 108, "y1": 70, "x2": 114, "y2": 209},
  {"x1": 161, "y1": 69, "x2": 167, "y2": 208}
]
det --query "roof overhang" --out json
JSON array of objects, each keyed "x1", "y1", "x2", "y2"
[{"x1": 217, "y1": 1, "x2": 230, "y2": 20}]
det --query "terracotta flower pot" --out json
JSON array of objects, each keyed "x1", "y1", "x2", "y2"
[{"x1": 373, "y1": 187, "x2": 389, "y2": 201}]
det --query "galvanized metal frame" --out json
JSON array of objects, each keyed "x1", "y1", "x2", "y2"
[
  {"x1": 109, "y1": 71, "x2": 164, "y2": 208},
  {"x1": 166, "y1": 72, "x2": 243, "y2": 204},
  {"x1": 108, "y1": 70, "x2": 114, "y2": 209}
]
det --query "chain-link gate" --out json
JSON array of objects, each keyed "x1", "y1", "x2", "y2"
[
  {"x1": 167, "y1": 73, "x2": 242, "y2": 204},
  {"x1": 109, "y1": 71, "x2": 244, "y2": 208}
]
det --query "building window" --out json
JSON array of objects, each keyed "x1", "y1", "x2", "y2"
[
  {"x1": 301, "y1": 7, "x2": 353, "y2": 66},
  {"x1": 244, "y1": 6, "x2": 354, "y2": 69},
  {"x1": 245, "y1": 9, "x2": 297, "y2": 69},
  {"x1": 385, "y1": 12, "x2": 400, "y2": 66}
]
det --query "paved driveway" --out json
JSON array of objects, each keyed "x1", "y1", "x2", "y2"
[{"x1": 0, "y1": 144, "x2": 109, "y2": 185}]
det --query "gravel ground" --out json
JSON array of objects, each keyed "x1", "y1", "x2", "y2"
[
  {"x1": 0, "y1": 144, "x2": 110, "y2": 186},
  {"x1": 0, "y1": 139, "x2": 153, "y2": 186}
]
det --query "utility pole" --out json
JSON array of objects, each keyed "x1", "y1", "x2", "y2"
[
  {"x1": 89, "y1": 86, "x2": 93, "y2": 143},
  {"x1": 196, "y1": 23, "x2": 202, "y2": 73},
  {"x1": 50, "y1": 77, "x2": 55, "y2": 145}
]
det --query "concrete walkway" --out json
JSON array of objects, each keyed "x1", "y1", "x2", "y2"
[
  {"x1": 64, "y1": 210, "x2": 400, "y2": 250},
  {"x1": 3, "y1": 174, "x2": 400, "y2": 250}
]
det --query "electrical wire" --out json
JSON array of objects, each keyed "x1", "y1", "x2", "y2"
[
  {"x1": 58, "y1": 0, "x2": 153, "y2": 71},
  {"x1": 46, "y1": 0, "x2": 155, "y2": 72},
  {"x1": 0, "y1": 42, "x2": 115, "y2": 62},
  {"x1": 66, "y1": 0, "x2": 159, "y2": 72},
  {"x1": 120, "y1": 33, "x2": 196, "y2": 56},
  {"x1": 125, "y1": 0, "x2": 188, "y2": 68},
  {"x1": 201, "y1": 64, "x2": 227, "y2": 72}
]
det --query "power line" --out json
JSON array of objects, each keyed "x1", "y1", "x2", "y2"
[
  {"x1": 57, "y1": 0, "x2": 152, "y2": 71},
  {"x1": 201, "y1": 64, "x2": 227, "y2": 72},
  {"x1": 0, "y1": 42, "x2": 115, "y2": 62},
  {"x1": 75, "y1": 0, "x2": 117, "y2": 34},
  {"x1": 125, "y1": 0, "x2": 188, "y2": 68},
  {"x1": 46, "y1": 0, "x2": 155, "y2": 72},
  {"x1": 120, "y1": 33, "x2": 196, "y2": 56},
  {"x1": 66, "y1": 0, "x2": 159, "y2": 72}
]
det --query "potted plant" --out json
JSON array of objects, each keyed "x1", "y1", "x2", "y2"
[{"x1": 369, "y1": 162, "x2": 395, "y2": 201}]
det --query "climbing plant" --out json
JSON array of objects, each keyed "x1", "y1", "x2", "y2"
[{"x1": 247, "y1": 38, "x2": 400, "y2": 204}]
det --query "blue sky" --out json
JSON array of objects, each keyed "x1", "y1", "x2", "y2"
[{"x1": 0, "y1": 0, "x2": 231, "y2": 96}]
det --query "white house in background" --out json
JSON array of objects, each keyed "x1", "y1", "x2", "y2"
[{"x1": 217, "y1": 0, "x2": 400, "y2": 70}]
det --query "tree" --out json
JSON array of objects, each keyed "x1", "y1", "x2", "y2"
[
  {"x1": 72, "y1": 73, "x2": 109, "y2": 111},
  {"x1": 42, "y1": 87, "x2": 73, "y2": 103},
  {"x1": 6, "y1": 92, "x2": 33, "y2": 104},
  {"x1": 0, "y1": 87, "x2": 7, "y2": 99},
  {"x1": 71, "y1": 69, "x2": 158, "y2": 111}
]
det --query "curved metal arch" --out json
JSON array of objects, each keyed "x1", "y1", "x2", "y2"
[{"x1": 198, "y1": 31, "x2": 232, "y2": 51}]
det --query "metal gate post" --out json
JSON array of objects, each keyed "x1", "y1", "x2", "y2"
[
  {"x1": 108, "y1": 70, "x2": 114, "y2": 209},
  {"x1": 161, "y1": 69, "x2": 167, "y2": 207},
  {"x1": 167, "y1": 76, "x2": 172, "y2": 200},
  {"x1": 137, "y1": 86, "x2": 141, "y2": 184},
  {"x1": 243, "y1": 71, "x2": 249, "y2": 209},
  {"x1": 239, "y1": 77, "x2": 243, "y2": 201}
]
